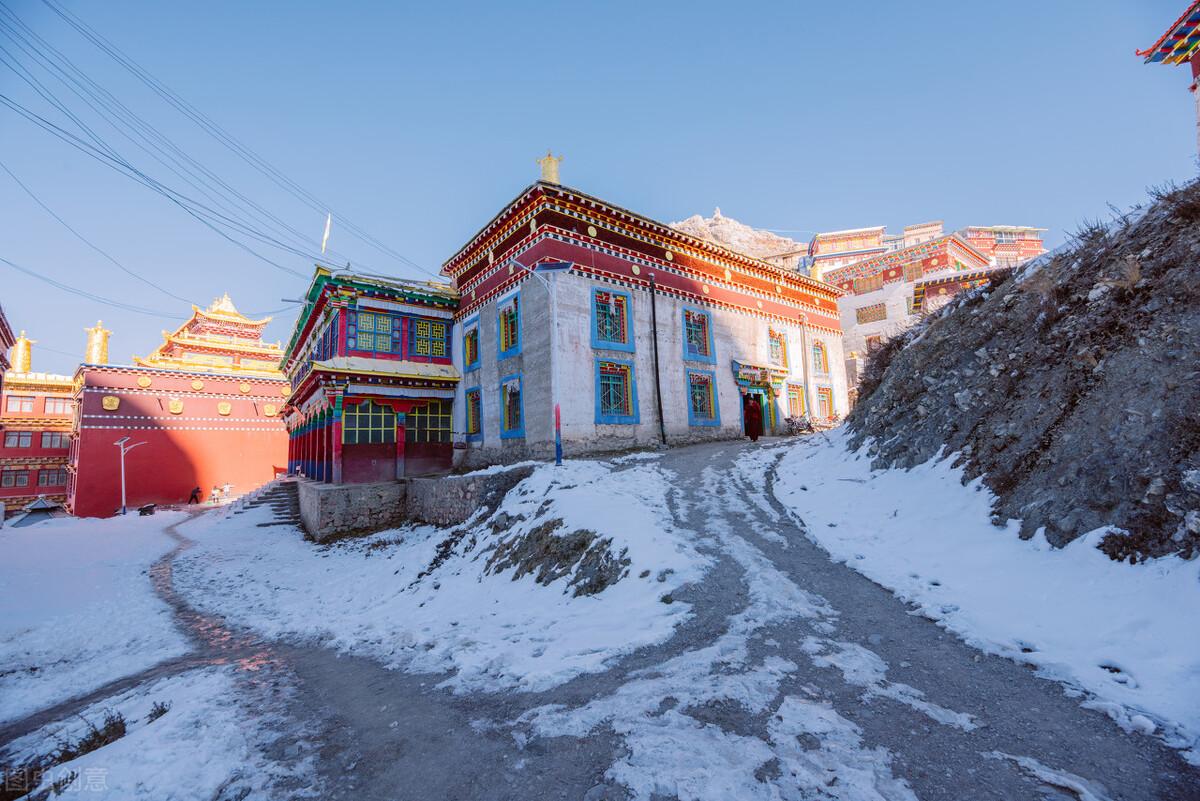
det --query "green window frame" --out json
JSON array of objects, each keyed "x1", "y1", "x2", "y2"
[{"x1": 343, "y1": 400, "x2": 396, "y2": 445}]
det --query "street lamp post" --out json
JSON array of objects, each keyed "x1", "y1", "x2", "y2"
[
  {"x1": 113, "y1": 436, "x2": 147, "y2": 515},
  {"x1": 509, "y1": 258, "x2": 572, "y2": 466}
]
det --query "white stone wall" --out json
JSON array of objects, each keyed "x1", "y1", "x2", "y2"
[
  {"x1": 837, "y1": 280, "x2": 919, "y2": 357},
  {"x1": 455, "y1": 270, "x2": 848, "y2": 466}
]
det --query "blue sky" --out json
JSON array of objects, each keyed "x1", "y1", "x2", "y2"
[{"x1": 1, "y1": 0, "x2": 1196, "y2": 374}]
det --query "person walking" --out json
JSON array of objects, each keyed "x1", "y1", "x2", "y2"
[{"x1": 188, "y1": 486, "x2": 201, "y2": 504}]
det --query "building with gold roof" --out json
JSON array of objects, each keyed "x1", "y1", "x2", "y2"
[{"x1": 68, "y1": 296, "x2": 289, "y2": 517}]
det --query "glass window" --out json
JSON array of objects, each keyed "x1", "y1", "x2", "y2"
[
  {"x1": 346, "y1": 311, "x2": 398, "y2": 355},
  {"x1": 1, "y1": 469, "x2": 29, "y2": 488},
  {"x1": 465, "y1": 388, "x2": 482, "y2": 436},
  {"x1": 593, "y1": 290, "x2": 630, "y2": 348},
  {"x1": 598, "y1": 361, "x2": 633, "y2": 418},
  {"x1": 687, "y1": 371, "x2": 716, "y2": 422},
  {"x1": 5, "y1": 396, "x2": 34, "y2": 413},
  {"x1": 41, "y1": 432, "x2": 70, "y2": 449},
  {"x1": 501, "y1": 376, "x2": 523, "y2": 437},
  {"x1": 44, "y1": 397, "x2": 71, "y2": 415},
  {"x1": 342, "y1": 400, "x2": 396, "y2": 445},
  {"x1": 812, "y1": 342, "x2": 829, "y2": 373},
  {"x1": 769, "y1": 330, "x2": 787, "y2": 367},
  {"x1": 410, "y1": 319, "x2": 448, "y2": 358},
  {"x1": 498, "y1": 297, "x2": 520, "y2": 357},
  {"x1": 817, "y1": 387, "x2": 835, "y2": 419},
  {"x1": 787, "y1": 384, "x2": 806, "y2": 418},
  {"x1": 4, "y1": 431, "x2": 32, "y2": 448},
  {"x1": 683, "y1": 309, "x2": 712, "y2": 360},
  {"x1": 38, "y1": 468, "x2": 67, "y2": 487},
  {"x1": 463, "y1": 326, "x2": 480, "y2": 368},
  {"x1": 405, "y1": 398, "x2": 452, "y2": 444}
]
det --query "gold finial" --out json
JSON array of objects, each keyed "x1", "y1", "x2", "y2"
[
  {"x1": 536, "y1": 151, "x2": 562, "y2": 184},
  {"x1": 84, "y1": 320, "x2": 112, "y2": 365},
  {"x1": 207, "y1": 293, "x2": 240, "y2": 315},
  {"x1": 11, "y1": 331, "x2": 33, "y2": 373}
]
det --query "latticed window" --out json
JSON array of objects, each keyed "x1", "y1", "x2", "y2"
[
  {"x1": 346, "y1": 311, "x2": 398, "y2": 354},
  {"x1": 852, "y1": 273, "x2": 884, "y2": 294},
  {"x1": 5, "y1": 396, "x2": 33, "y2": 413},
  {"x1": 1, "y1": 469, "x2": 29, "y2": 487},
  {"x1": 684, "y1": 310, "x2": 711, "y2": 359},
  {"x1": 38, "y1": 468, "x2": 67, "y2": 487},
  {"x1": 44, "y1": 397, "x2": 71, "y2": 415},
  {"x1": 687, "y1": 371, "x2": 715, "y2": 421},
  {"x1": 812, "y1": 341, "x2": 829, "y2": 373},
  {"x1": 769, "y1": 330, "x2": 787, "y2": 367},
  {"x1": 41, "y1": 432, "x2": 69, "y2": 449},
  {"x1": 594, "y1": 290, "x2": 629, "y2": 346},
  {"x1": 787, "y1": 385, "x2": 806, "y2": 418},
  {"x1": 598, "y1": 361, "x2": 633, "y2": 418},
  {"x1": 501, "y1": 376, "x2": 523, "y2": 435},
  {"x1": 405, "y1": 399, "x2": 452, "y2": 444},
  {"x1": 343, "y1": 400, "x2": 396, "y2": 445},
  {"x1": 465, "y1": 389, "x2": 482, "y2": 435},
  {"x1": 903, "y1": 261, "x2": 923, "y2": 281},
  {"x1": 410, "y1": 319, "x2": 448, "y2": 358},
  {"x1": 817, "y1": 387, "x2": 835, "y2": 419},
  {"x1": 4, "y1": 431, "x2": 32, "y2": 448},
  {"x1": 463, "y1": 326, "x2": 480, "y2": 368},
  {"x1": 499, "y1": 297, "x2": 520, "y2": 356}
]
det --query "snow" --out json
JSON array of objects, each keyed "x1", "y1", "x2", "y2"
[
  {"x1": 0, "y1": 513, "x2": 191, "y2": 725},
  {"x1": 2, "y1": 666, "x2": 314, "y2": 800},
  {"x1": 985, "y1": 751, "x2": 1113, "y2": 801},
  {"x1": 173, "y1": 459, "x2": 711, "y2": 693},
  {"x1": 774, "y1": 430, "x2": 1200, "y2": 763}
]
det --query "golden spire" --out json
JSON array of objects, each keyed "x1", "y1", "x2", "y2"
[
  {"x1": 10, "y1": 331, "x2": 32, "y2": 373},
  {"x1": 536, "y1": 150, "x2": 562, "y2": 184},
  {"x1": 208, "y1": 293, "x2": 240, "y2": 316},
  {"x1": 84, "y1": 320, "x2": 112, "y2": 365}
]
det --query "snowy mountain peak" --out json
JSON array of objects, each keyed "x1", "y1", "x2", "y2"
[{"x1": 670, "y1": 209, "x2": 806, "y2": 270}]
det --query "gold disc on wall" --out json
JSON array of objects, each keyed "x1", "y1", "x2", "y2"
[
  {"x1": 239, "y1": 383, "x2": 251, "y2": 394},
  {"x1": 101, "y1": 396, "x2": 120, "y2": 411},
  {"x1": 137, "y1": 376, "x2": 152, "y2": 388},
  {"x1": 263, "y1": 403, "x2": 277, "y2": 417},
  {"x1": 168, "y1": 399, "x2": 184, "y2": 415},
  {"x1": 191, "y1": 380, "x2": 204, "y2": 391},
  {"x1": 217, "y1": 401, "x2": 232, "y2": 416}
]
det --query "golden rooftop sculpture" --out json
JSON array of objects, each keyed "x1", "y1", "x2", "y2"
[{"x1": 537, "y1": 150, "x2": 562, "y2": 184}]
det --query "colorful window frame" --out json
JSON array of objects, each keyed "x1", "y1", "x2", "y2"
[
  {"x1": 313, "y1": 312, "x2": 340, "y2": 361},
  {"x1": 462, "y1": 316, "x2": 480, "y2": 372},
  {"x1": 595, "y1": 358, "x2": 639, "y2": 425},
  {"x1": 685, "y1": 368, "x2": 720, "y2": 427},
  {"x1": 769, "y1": 329, "x2": 788, "y2": 368},
  {"x1": 786, "y1": 384, "x2": 806, "y2": 418},
  {"x1": 465, "y1": 387, "x2": 483, "y2": 440},
  {"x1": 405, "y1": 399, "x2": 452, "y2": 444},
  {"x1": 817, "y1": 387, "x2": 835, "y2": 419},
  {"x1": 591, "y1": 287, "x2": 634, "y2": 352},
  {"x1": 497, "y1": 295, "x2": 521, "y2": 360},
  {"x1": 812, "y1": 341, "x2": 830, "y2": 374},
  {"x1": 681, "y1": 307, "x2": 715, "y2": 364},
  {"x1": 409, "y1": 318, "x2": 449, "y2": 359},
  {"x1": 346, "y1": 310, "x2": 401, "y2": 355},
  {"x1": 342, "y1": 399, "x2": 396, "y2": 445},
  {"x1": 500, "y1": 373, "x2": 524, "y2": 438}
]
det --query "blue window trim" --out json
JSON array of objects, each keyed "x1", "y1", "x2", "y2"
[
  {"x1": 345, "y1": 308, "x2": 402, "y2": 356},
  {"x1": 465, "y1": 385, "x2": 483, "y2": 442},
  {"x1": 590, "y1": 286, "x2": 635, "y2": 353},
  {"x1": 499, "y1": 372, "x2": 525, "y2": 439},
  {"x1": 594, "y1": 357, "x2": 640, "y2": 425},
  {"x1": 497, "y1": 294, "x2": 522, "y2": 361},
  {"x1": 462, "y1": 314, "x2": 481, "y2": 372},
  {"x1": 684, "y1": 368, "x2": 721, "y2": 427},
  {"x1": 681, "y1": 306, "x2": 716, "y2": 364}
]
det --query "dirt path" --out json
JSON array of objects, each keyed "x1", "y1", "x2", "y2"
[{"x1": 8, "y1": 442, "x2": 1197, "y2": 800}]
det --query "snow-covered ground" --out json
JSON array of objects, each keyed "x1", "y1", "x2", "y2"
[
  {"x1": 774, "y1": 430, "x2": 1200, "y2": 763},
  {"x1": 0, "y1": 513, "x2": 191, "y2": 725},
  {"x1": 174, "y1": 459, "x2": 711, "y2": 693}
]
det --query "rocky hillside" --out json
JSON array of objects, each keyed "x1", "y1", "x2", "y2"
[
  {"x1": 671, "y1": 208, "x2": 807, "y2": 270},
  {"x1": 849, "y1": 181, "x2": 1200, "y2": 561}
]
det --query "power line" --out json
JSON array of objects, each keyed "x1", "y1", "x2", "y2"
[{"x1": 0, "y1": 254, "x2": 185, "y2": 318}]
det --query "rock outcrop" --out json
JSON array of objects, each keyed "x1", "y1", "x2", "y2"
[{"x1": 849, "y1": 181, "x2": 1200, "y2": 561}]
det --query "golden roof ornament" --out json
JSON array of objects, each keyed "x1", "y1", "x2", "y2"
[
  {"x1": 84, "y1": 320, "x2": 112, "y2": 365},
  {"x1": 537, "y1": 150, "x2": 562, "y2": 184},
  {"x1": 207, "y1": 293, "x2": 240, "y2": 316},
  {"x1": 11, "y1": 330, "x2": 32, "y2": 373}
]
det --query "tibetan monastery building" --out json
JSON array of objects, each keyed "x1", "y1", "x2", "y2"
[
  {"x1": 442, "y1": 163, "x2": 848, "y2": 468},
  {"x1": 1140, "y1": 0, "x2": 1200, "y2": 153},
  {"x1": 280, "y1": 269, "x2": 459, "y2": 483},
  {"x1": 1, "y1": 333, "x2": 73, "y2": 517},
  {"x1": 68, "y1": 296, "x2": 289, "y2": 518}
]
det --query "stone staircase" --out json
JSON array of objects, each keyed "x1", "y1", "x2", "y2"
[{"x1": 234, "y1": 479, "x2": 301, "y2": 528}]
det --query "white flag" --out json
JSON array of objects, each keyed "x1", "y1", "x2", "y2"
[{"x1": 321, "y1": 213, "x2": 332, "y2": 255}]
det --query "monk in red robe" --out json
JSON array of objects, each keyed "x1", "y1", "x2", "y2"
[{"x1": 745, "y1": 396, "x2": 763, "y2": 442}]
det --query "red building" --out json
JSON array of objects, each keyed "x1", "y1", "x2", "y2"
[
  {"x1": 960, "y1": 225, "x2": 1046, "y2": 269},
  {"x1": 281, "y1": 268, "x2": 460, "y2": 483},
  {"x1": 1139, "y1": 1, "x2": 1200, "y2": 153},
  {"x1": 68, "y1": 297, "x2": 289, "y2": 517},
  {"x1": 1, "y1": 333, "x2": 73, "y2": 517}
]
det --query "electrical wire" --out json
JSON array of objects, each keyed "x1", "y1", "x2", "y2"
[{"x1": 0, "y1": 255, "x2": 184, "y2": 318}]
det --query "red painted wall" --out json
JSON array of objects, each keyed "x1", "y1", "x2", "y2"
[{"x1": 69, "y1": 367, "x2": 287, "y2": 517}]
